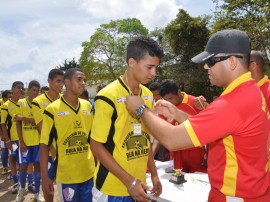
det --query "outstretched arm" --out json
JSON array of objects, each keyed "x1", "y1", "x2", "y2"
[{"x1": 125, "y1": 96, "x2": 194, "y2": 151}]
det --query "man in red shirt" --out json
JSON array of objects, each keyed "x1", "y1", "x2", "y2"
[
  {"x1": 249, "y1": 50, "x2": 270, "y2": 108},
  {"x1": 157, "y1": 79, "x2": 206, "y2": 173},
  {"x1": 125, "y1": 29, "x2": 270, "y2": 201},
  {"x1": 249, "y1": 50, "x2": 270, "y2": 171}
]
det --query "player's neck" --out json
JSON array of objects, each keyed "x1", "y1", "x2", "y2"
[
  {"x1": 47, "y1": 90, "x2": 60, "y2": 101},
  {"x1": 63, "y1": 93, "x2": 79, "y2": 109},
  {"x1": 10, "y1": 95, "x2": 20, "y2": 103},
  {"x1": 122, "y1": 71, "x2": 140, "y2": 96}
]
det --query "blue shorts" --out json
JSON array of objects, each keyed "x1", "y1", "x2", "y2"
[
  {"x1": 8, "y1": 141, "x2": 19, "y2": 157},
  {"x1": 48, "y1": 156, "x2": 55, "y2": 180},
  {"x1": 92, "y1": 186, "x2": 135, "y2": 202},
  {"x1": 57, "y1": 178, "x2": 94, "y2": 202},
  {"x1": 19, "y1": 145, "x2": 40, "y2": 164}
]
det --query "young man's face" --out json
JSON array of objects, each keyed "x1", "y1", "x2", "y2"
[
  {"x1": 151, "y1": 89, "x2": 161, "y2": 102},
  {"x1": 28, "y1": 86, "x2": 40, "y2": 99},
  {"x1": 131, "y1": 54, "x2": 160, "y2": 85},
  {"x1": 3, "y1": 93, "x2": 12, "y2": 102},
  {"x1": 48, "y1": 75, "x2": 64, "y2": 93},
  {"x1": 67, "y1": 71, "x2": 86, "y2": 97},
  {"x1": 162, "y1": 92, "x2": 181, "y2": 106},
  {"x1": 12, "y1": 84, "x2": 24, "y2": 98}
]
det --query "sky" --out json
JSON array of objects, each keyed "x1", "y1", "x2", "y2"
[{"x1": 0, "y1": 0, "x2": 216, "y2": 91}]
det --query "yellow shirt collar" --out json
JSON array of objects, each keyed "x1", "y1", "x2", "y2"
[{"x1": 221, "y1": 72, "x2": 252, "y2": 96}]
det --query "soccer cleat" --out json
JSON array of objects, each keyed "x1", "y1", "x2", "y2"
[
  {"x1": 1, "y1": 167, "x2": 9, "y2": 175},
  {"x1": 34, "y1": 192, "x2": 45, "y2": 202},
  {"x1": 11, "y1": 183, "x2": 19, "y2": 194},
  {"x1": 16, "y1": 188, "x2": 25, "y2": 202}
]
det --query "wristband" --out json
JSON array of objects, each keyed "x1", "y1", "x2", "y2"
[{"x1": 128, "y1": 178, "x2": 137, "y2": 192}]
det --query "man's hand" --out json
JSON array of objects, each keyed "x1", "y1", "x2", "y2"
[
  {"x1": 128, "y1": 179, "x2": 152, "y2": 202},
  {"x1": 41, "y1": 176, "x2": 54, "y2": 200},
  {"x1": 6, "y1": 141, "x2": 13, "y2": 150},
  {"x1": 194, "y1": 96, "x2": 209, "y2": 110},
  {"x1": 150, "y1": 175, "x2": 162, "y2": 197},
  {"x1": 125, "y1": 96, "x2": 144, "y2": 114},
  {"x1": 154, "y1": 100, "x2": 178, "y2": 123},
  {"x1": 14, "y1": 114, "x2": 23, "y2": 121},
  {"x1": 19, "y1": 141, "x2": 27, "y2": 153}
]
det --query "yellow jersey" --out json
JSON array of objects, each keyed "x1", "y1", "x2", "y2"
[
  {"x1": 40, "y1": 96, "x2": 95, "y2": 184},
  {"x1": 91, "y1": 77, "x2": 154, "y2": 196},
  {"x1": 1, "y1": 99, "x2": 19, "y2": 141},
  {"x1": 17, "y1": 97, "x2": 39, "y2": 146}
]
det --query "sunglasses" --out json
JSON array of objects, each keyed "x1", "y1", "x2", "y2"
[{"x1": 205, "y1": 55, "x2": 243, "y2": 68}]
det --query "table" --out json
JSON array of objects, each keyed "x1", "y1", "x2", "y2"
[{"x1": 146, "y1": 161, "x2": 210, "y2": 202}]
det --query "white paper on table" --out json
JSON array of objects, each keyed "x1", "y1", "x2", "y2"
[{"x1": 155, "y1": 160, "x2": 173, "y2": 170}]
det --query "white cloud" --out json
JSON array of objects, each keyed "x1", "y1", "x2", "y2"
[{"x1": 0, "y1": 0, "x2": 214, "y2": 91}]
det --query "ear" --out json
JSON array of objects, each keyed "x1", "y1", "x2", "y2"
[
  {"x1": 229, "y1": 56, "x2": 238, "y2": 70},
  {"x1": 128, "y1": 58, "x2": 136, "y2": 68},
  {"x1": 249, "y1": 61, "x2": 256, "y2": 71}
]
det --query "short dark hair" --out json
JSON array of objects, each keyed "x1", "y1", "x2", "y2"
[
  {"x1": 148, "y1": 82, "x2": 161, "y2": 91},
  {"x1": 2, "y1": 90, "x2": 11, "y2": 99},
  {"x1": 40, "y1": 86, "x2": 49, "y2": 92},
  {"x1": 126, "y1": 36, "x2": 164, "y2": 63},
  {"x1": 64, "y1": 68, "x2": 83, "y2": 80},
  {"x1": 97, "y1": 83, "x2": 106, "y2": 93},
  {"x1": 28, "y1": 80, "x2": 40, "y2": 89},
  {"x1": 160, "y1": 79, "x2": 179, "y2": 96},
  {"x1": 250, "y1": 50, "x2": 265, "y2": 71},
  {"x1": 48, "y1": 69, "x2": 64, "y2": 80},
  {"x1": 12, "y1": 81, "x2": 24, "y2": 88}
]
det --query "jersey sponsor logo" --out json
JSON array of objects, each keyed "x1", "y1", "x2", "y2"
[
  {"x1": 143, "y1": 96, "x2": 153, "y2": 101},
  {"x1": 82, "y1": 109, "x2": 90, "y2": 115},
  {"x1": 117, "y1": 97, "x2": 126, "y2": 103},
  {"x1": 9, "y1": 106, "x2": 15, "y2": 110},
  {"x1": 41, "y1": 102, "x2": 49, "y2": 107},
  {"x1": 64, "y1": 131, "x2": 89, "y2": 155},
  {"x1": 123, "y1": 131, "x2": 150, "y2": 161},
  {"x1": 73, "y1": 121, "x2": 82, "y2": 129},
  {"x1": 57, "y1": 111, "x2": 70, "y2": 116}
]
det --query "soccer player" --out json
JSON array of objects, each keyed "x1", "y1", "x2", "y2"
[
  {"x1": 15, "y1": 80, "x2": 43, "y2": 201},
  {"x1": 1, "y1": 81, "x2": 24, "y2": 194},
  {"x1": 249, "y1": 50, "x2": 270, "y2": 108},
  {"x1": 158, "y1": 79, "x2": 207, "y2": 173},
  {"x1": 90, "y1": 36, "x2": 164, "y2": 202},
  {"x1": 40, "y1": 68, "x2": 95, "y2": 202},
  {"x1": 32, "y1": 68, "x2": 64, "y2": 201},
  {"x1": 0, "y1": 90, "x2": 12, "y2": 175},
  {"x1": 125, "y1": 29, "x2": 270, "y2": 201}
]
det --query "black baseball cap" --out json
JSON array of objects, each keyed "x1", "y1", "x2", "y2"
[{"x1": 192, "y1": 29, "x2": 251, "y2": 63}]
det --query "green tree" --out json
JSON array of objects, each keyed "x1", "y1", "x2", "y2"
[
  {"x1": 212, "y1": 0, "x2": 270, "y2": 54},
  {"x1": 163, "y1": 9, "x2": 219, "y2": 100},
  {"x1": 56, "y1": 58, "x2": 80, "y2": 71},
  {"x1": 80, "y1": 18, "x2": 148, "y2": 85}
]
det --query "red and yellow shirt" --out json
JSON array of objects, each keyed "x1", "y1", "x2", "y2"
[{"x1": 184, "y1": 72, "x2": 270, "y2": 198}]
